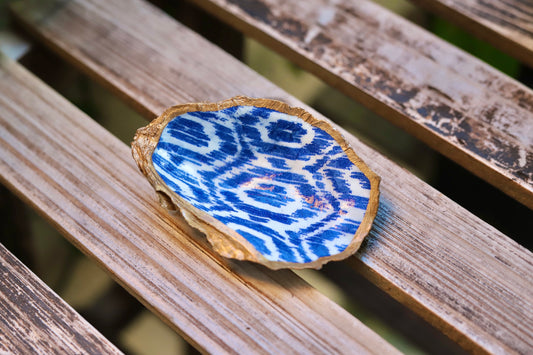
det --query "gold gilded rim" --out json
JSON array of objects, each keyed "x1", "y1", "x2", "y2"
[{"x1": 131, "y1": 96, "x2": 380, "y2": 269}]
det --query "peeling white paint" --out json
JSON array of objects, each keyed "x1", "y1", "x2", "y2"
[
  {"x1": 518, "y1": 148, "x2": 527, "y2": 168},
  {"x1": 304, "y1": 26, "x2": 321, "y2": 44},
  {"x1": 318, "y1": 6, "x2": 336, "y2": 26}
]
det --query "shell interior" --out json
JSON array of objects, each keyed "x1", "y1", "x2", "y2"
[{"x1": 151, "y1": 104, "x2": 374, "y2": 265}]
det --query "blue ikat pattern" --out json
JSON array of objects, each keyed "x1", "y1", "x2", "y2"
[{"x1": 152, "y1": 106, "x2": 371, "y2": 263}]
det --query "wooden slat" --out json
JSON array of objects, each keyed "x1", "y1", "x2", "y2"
[
  {"x1": 10, "y1": 0, "x2": 533, "y2": 353},
  {"x1": 0, "y1": 242, "x2": 122, "y2": 354},
  {"x1": 408, "y1": 0, "x2": 533, "y2": 68},
  {"x1": 184, "y1": 0, "x2": 533, "y2": 209},
  {"x1": 320, "y1": 262, "x2": 467, "y2": 355},
  {"x1": 0, "y1": 55, "x2": 398, "y2": 354}
]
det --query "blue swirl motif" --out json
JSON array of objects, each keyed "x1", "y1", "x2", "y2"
[{"x1": 152, "y1": 106, "x2": 371, "y2": 263}]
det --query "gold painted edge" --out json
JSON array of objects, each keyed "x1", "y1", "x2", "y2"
[{"x1": 131, "y1": 96, "x2": 380, "y2": 270}]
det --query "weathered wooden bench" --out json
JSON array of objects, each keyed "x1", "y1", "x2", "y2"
[{"x1": 0, "y1": 0, "x2": 531, "y2": 353}]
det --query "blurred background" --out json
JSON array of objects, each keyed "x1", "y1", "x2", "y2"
[{"x1": 0, "y1": 0, "x2": 531, "y2": 354}]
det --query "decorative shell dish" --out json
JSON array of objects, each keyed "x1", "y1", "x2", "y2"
[{"x1": 132, "y1": 96, "x2": 379, "y2": 269}]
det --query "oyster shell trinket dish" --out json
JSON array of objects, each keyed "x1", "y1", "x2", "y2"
[{"x1": 132, "y1": 96, "x2": 379, "y2": 269}]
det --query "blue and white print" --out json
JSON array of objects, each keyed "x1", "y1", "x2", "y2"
[{"x1": 152, "y1": 106, "x2": 371, "y2": 263}]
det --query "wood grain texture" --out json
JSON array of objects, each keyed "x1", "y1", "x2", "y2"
[
  {"x1": 408, "y1": 0, "x2": 533, "y2": 68},
  {"x1": 0, "y1": 55, "x2": 398, "y2": 354},
  {"x1": 184, "y1": 0, "x2": 533, "y2": 209},
  {"x1": 10, "y1": 0, "x2": 533, "y2": 353},
  {"x1": 0, "y1": 242, "x2": 122, "y2": 354}
]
